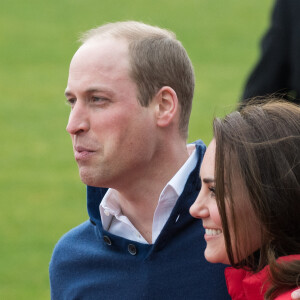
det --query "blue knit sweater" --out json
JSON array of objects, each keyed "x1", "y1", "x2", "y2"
[{"x1": 49, "y1": 140, "x2": 230, "y2": 299}]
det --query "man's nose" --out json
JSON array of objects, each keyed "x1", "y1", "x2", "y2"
[{"x1": 66, "y1": 102, "x2": 90, "y2": 135}]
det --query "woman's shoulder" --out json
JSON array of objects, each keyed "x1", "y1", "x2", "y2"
[
  {"x1": 272, "y1": 255, "x2": 300, "y2": 300},
  {"x1": 275, "y1": 288, "x2": 298, "y2": 300}
]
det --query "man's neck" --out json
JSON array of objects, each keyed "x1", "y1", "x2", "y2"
[{"x1": 116, "y1": 142, "x2": 190, "y2": 243}]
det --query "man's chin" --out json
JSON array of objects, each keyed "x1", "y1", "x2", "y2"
[
  {"x1": 78, "y1": 169, "x2": 108, "y2": 188},
  {"x1": 78, "y1": 169, "x2": 96, "y2": 186}
]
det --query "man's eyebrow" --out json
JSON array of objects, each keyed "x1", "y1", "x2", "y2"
[
  {"x1": 202, "y1": 177, "x2": 215, "y2": 184},
  {"x1": 64, "y1": 87, "x2": 114, "y2": 97}
]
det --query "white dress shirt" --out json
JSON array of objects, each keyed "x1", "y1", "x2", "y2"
[{"x1": 99, "y1": 144, "x2": 197, "y2": 244}]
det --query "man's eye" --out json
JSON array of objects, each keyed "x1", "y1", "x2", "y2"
[
  {"x1": 92, "y1": 97, "x2": 107, "y2": 102},
  {"x1": 66, "y1": 98, "x2": 76, "y2": 106}
]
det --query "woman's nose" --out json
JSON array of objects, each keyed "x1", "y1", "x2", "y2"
[{"x1": 190, "y1": 191, "x2": 210, "y2": 219}]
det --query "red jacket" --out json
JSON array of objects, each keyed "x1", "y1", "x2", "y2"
[{"x1": 225, "y1": 255, "x2": 300, "y2": 300}]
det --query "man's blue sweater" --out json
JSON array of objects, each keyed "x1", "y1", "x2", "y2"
[{"x1": 49, "y1": 140, "x2": 230, "y2": 299}]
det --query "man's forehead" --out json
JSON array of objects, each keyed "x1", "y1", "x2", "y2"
[
  {"x1": 69, "y1": 37, "x2": 130, "y2": 72},
  {"x1": 77, "y1": 36, "x2": 128, "y2": 56}
]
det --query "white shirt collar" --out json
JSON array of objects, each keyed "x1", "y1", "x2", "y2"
[
  {"x1": 99, "y1": 144, "x2": 197, "y2": 243},
  {"x1": 164, "y1": 143, "x2": 197, "y2": 197}
]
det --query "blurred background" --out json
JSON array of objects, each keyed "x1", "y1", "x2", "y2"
[{"x1": 0, "y1": 0, "x2": 273, "y2": 298}]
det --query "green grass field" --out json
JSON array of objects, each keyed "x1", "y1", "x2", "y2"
[{"x1": 1, "y1": 0, "x2": 273, "y2": 298}]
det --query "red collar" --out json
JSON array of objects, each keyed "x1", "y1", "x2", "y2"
[{"x1": 224, "y1": 255, "x2": 300, "y2": 300}]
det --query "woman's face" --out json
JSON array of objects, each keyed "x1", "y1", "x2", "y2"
[{"x1": 190, "y1": 139, "x2": 261, "y2": 265}]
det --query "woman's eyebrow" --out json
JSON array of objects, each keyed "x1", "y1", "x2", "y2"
[{"x1": 202, "y1": 177, "x2": 215, "y2": 184}]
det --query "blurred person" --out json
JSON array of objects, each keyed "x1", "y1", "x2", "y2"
[
  {"x1": 241, "y1": 0, "x2": 300, "y2": 105},
  {"x1": 190, "y1": 101, "x2": 300, "y2": 299},
  {"x1": 49, "y1": 21, "x2": 230, "y2": 299}
]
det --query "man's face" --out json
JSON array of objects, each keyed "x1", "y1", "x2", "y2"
[{"x1": 65, "y1": 37, "x2": 157, "y2": 188}]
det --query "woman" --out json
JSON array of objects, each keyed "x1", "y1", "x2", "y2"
[{"x1": 190, "y1": 101, "x2": 300, "y2": 300}]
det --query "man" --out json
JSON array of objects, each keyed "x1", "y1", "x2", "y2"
[
  {"x1": 241, "y1": 0, "x2": 300, "y2": 105},
  {"x1": 49, "y1": 21, "x2": 230, "y2": 299}
]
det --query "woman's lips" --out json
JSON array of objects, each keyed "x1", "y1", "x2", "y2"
[{"x1": 203, "y1": 227, "x2": 223, "y2": 241}]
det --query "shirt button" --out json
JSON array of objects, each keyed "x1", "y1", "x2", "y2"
[
  {"x1": 128, "y1": 244, "x2": 137, "y2": 255},
  {"x1": 104, "y1": 210, "x2": 110, "y2": 216},
  {"x1": 103, "y1": 235, "x2": 112, "y2": 246}
]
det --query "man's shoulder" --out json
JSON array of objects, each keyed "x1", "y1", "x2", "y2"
[
  {"x1": 50, "y1": 220, "x2": 97, "y2": 265},
  {"x1": 49, "y1": 220, "x2": 108, "y2": 299}
]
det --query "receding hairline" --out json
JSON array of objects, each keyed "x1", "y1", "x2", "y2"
[{"x1": 79, "y1": 21, "x2": 176, "y2": 45}]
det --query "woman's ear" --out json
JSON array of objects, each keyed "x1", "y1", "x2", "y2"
[{"x1": 154, "y1": 86, "x2": 179, "y2": 128}]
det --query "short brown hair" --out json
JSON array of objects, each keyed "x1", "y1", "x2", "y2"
[
  {"x1": 80, "y1": 21, "x2": 195, "y2": 139},
  {"x1": 213, "y1": 100, "x2": 300, "y2": 299}
]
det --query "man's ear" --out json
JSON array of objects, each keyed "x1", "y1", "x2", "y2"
[{"x1": 154, "y1": 86, "x2": 179, "y2": 128}]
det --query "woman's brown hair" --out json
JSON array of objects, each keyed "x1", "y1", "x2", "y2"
[{"x1": 213, "y1": 100, "x2": 300, "y2": 299}]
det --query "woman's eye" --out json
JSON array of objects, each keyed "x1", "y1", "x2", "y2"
[{"x1": 208, "y1": 186, "x2": 216, "y2": 197}]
